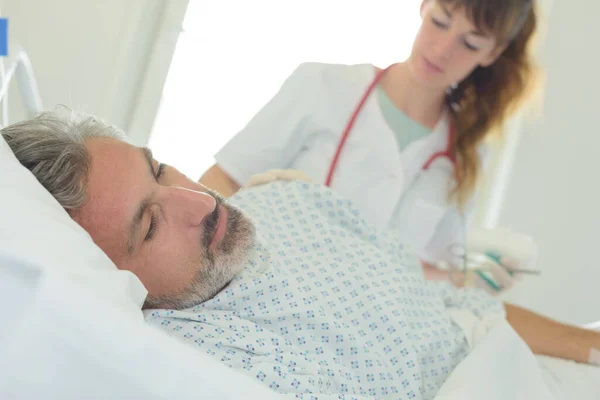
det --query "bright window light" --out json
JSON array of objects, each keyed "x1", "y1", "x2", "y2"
[{"x1": 148, "y1": 1, "x2": 422, "y2": 180}]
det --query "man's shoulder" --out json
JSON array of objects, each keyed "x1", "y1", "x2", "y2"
[{"x1": 230, "y1": 181, "x2": 356, "y2": 217}]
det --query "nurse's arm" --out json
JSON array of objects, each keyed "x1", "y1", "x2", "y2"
[
  {"x1": 422, "y1": 261, "x2": 461, "y2": 284},
  {"x1": 199, "y1": 164, "x2": 241, "y2": 198},
  {"x1": 505, "y1": 303, "x2": 600, "y2": 365}
]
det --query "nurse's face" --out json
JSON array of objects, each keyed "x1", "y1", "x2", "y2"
[
  {"x1": 408, "y1": 0, "x2": 506, "y2": 89},
  {"x1": 72, "y1": 137, "x2": 256, "y2": 310}
]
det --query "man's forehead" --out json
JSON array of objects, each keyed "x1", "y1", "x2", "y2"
[
  {"x1": 85, "y1": 138, "x2": 145, "y2": 196},
  {"x1": 76, "y1": 138, "x2": 148, "y2": 257},
  {"x1": 86, "y1": 136, "x2": 136, "y2": 160}
]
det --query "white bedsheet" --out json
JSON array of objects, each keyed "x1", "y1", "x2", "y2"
[
  {"x1": 540, "y1": 320, "x2": 600, "y2": 399},
  {"x1": 537, "y1": 355, "x2": 600, "y2": 400},
  {"x1": 435, "y1": 315, "x2": 556, "y2": 399},
  {"x1": 434, "y1": 312, "x2": 600, "y2": 399}
]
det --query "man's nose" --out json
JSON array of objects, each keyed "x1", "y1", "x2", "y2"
[{"x1": 163, "y1": 187, "x2": 217, "y2": 227}]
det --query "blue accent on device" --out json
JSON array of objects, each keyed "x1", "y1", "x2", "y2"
[{"x1": 0, "y1": 18, "x2": 7, "y2": 56}]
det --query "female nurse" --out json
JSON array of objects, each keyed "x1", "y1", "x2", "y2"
[{"x1": 200, "y1": 0, "x2": 543, "y2": 293}]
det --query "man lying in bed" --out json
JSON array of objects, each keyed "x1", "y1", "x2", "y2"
[{"x1": 3, "y1": 110, "x2": 599, "y2": 399}]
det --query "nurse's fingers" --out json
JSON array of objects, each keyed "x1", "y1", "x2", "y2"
[
  {"x1": 499, "y1": 256, "x2": 524, "y2": 282},
  {"x1": 474, "y1": 263, "x2": 514, "y2": 295},
  {"x1": 488, "y1": 263, "x2": 515, "y2": 289},
  {"x1": 499, "y1": 255, "x2": 519, "y2": 270},
  {"x1": 246, "y1": 172, "x2": 278, "y2": 188},
  {"x1": 266, "y1": 169, "x2": 313, "y2": 183},
  {"x1": 245, "y1": 169, "x2": 313, "y2": 189}
]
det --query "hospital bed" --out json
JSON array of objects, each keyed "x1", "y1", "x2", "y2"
[
  {"x1": 0, "y1": 50, "x2": 598, "y2": 400},
  {"x1": 0, "y1": 46, "x2": 43, "y2": 128}
]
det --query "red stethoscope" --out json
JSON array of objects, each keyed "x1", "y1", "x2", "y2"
[{"x1": 325, "y1": 65, "x2": 457, "y2": 187}]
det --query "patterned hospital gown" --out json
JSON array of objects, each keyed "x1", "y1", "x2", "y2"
[{"x1": 145, "y1": 182, "x2": 503, "y2": 400}]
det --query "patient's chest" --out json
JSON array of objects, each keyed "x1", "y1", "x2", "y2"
[{"x1": 146, "y1": 182, "x2": 468, "y2": 399}]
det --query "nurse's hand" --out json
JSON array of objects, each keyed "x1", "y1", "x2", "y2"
[
  {"x1": 245, "y1": 169, "x2": 313, "y2": 189},
  {"x1": 470, "y1": 256, "x2": 524, "y2": 295}
]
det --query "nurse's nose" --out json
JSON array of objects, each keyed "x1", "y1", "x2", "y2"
[
  {"x1": 433, "y1": 34, "x2": 457, "y2": 61},
  {"x1": 162, "y1": 187, "x2": 217, "y2": 228}
]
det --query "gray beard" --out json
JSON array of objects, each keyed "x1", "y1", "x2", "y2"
[{"x1": 143, "y1": 192, "x2": 255, "y2": 310}]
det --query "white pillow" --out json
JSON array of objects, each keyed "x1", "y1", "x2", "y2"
[
  {"x1": 0, "y1": 134, "x2": 147, "y2": 317},
  {"x1": 0, "y1": 258, "x2": 281, "y2": 400}
]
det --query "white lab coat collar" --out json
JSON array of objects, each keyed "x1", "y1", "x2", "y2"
[
  {"x1": 399, "y1": 110, "x2": 452, "y2": 195},
  {"x1": 361, "y1": 96, "x2": 452, "y2": 227},
  {"x1": 367, "y1": 101, "x2": 451, "y2": 180}
]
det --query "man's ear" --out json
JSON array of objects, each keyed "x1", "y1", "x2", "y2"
[{"x1": 480, "y1": 43, "x2": 508, "y2": 67}]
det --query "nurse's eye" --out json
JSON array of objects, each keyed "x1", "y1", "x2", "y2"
[
  {"x1": 463, "y1": 40, "x2": 480, "y2": 51},
  {"x1": 432, "y1": 18, "x2": 449, "y2": 29}
]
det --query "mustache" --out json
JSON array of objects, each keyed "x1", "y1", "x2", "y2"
[{"x1": 202, "y1": 196, "x2": 220, "y2": 248}]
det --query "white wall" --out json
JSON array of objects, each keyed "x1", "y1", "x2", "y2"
[
  {"x1": 499, "y1": 0, "x2": 600, "y2": 325},
  {"x1": 0, "y1": 0, "x2": 168, "y2": 130}
]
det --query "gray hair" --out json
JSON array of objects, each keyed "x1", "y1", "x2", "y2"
[{"x1": 1, "y1": 107, "x2": 127, "y2": 211}]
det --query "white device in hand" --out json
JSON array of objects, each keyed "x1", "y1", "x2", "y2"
[{"x1": 467, "y1": 227, "x2": 539, "y2": 271}]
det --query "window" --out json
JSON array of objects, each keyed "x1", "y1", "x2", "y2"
[{"x1": 147, "y1": 0, "x2": 422, "y2": 180}]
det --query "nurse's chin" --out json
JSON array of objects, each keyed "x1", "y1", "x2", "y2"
[{"x1": 407, "y1": 58, "x2": 448, "y2": 90}]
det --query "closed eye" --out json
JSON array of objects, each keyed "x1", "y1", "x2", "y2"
[
  {"x1": 145, "y1": 214, "x2": 157, "y2": 241},
  {"x1": 463, "y1": 40, "x2": 480, "y2": 51},
  {"x1": 432, "y1": 18, "x2": 448, "y2": 29},
  {"x1": 144, "y1": 163, "x2": 164, "y2": 242},
  {"x1": 156, "y1": 163, "x2": 165, "y2": 180}
]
